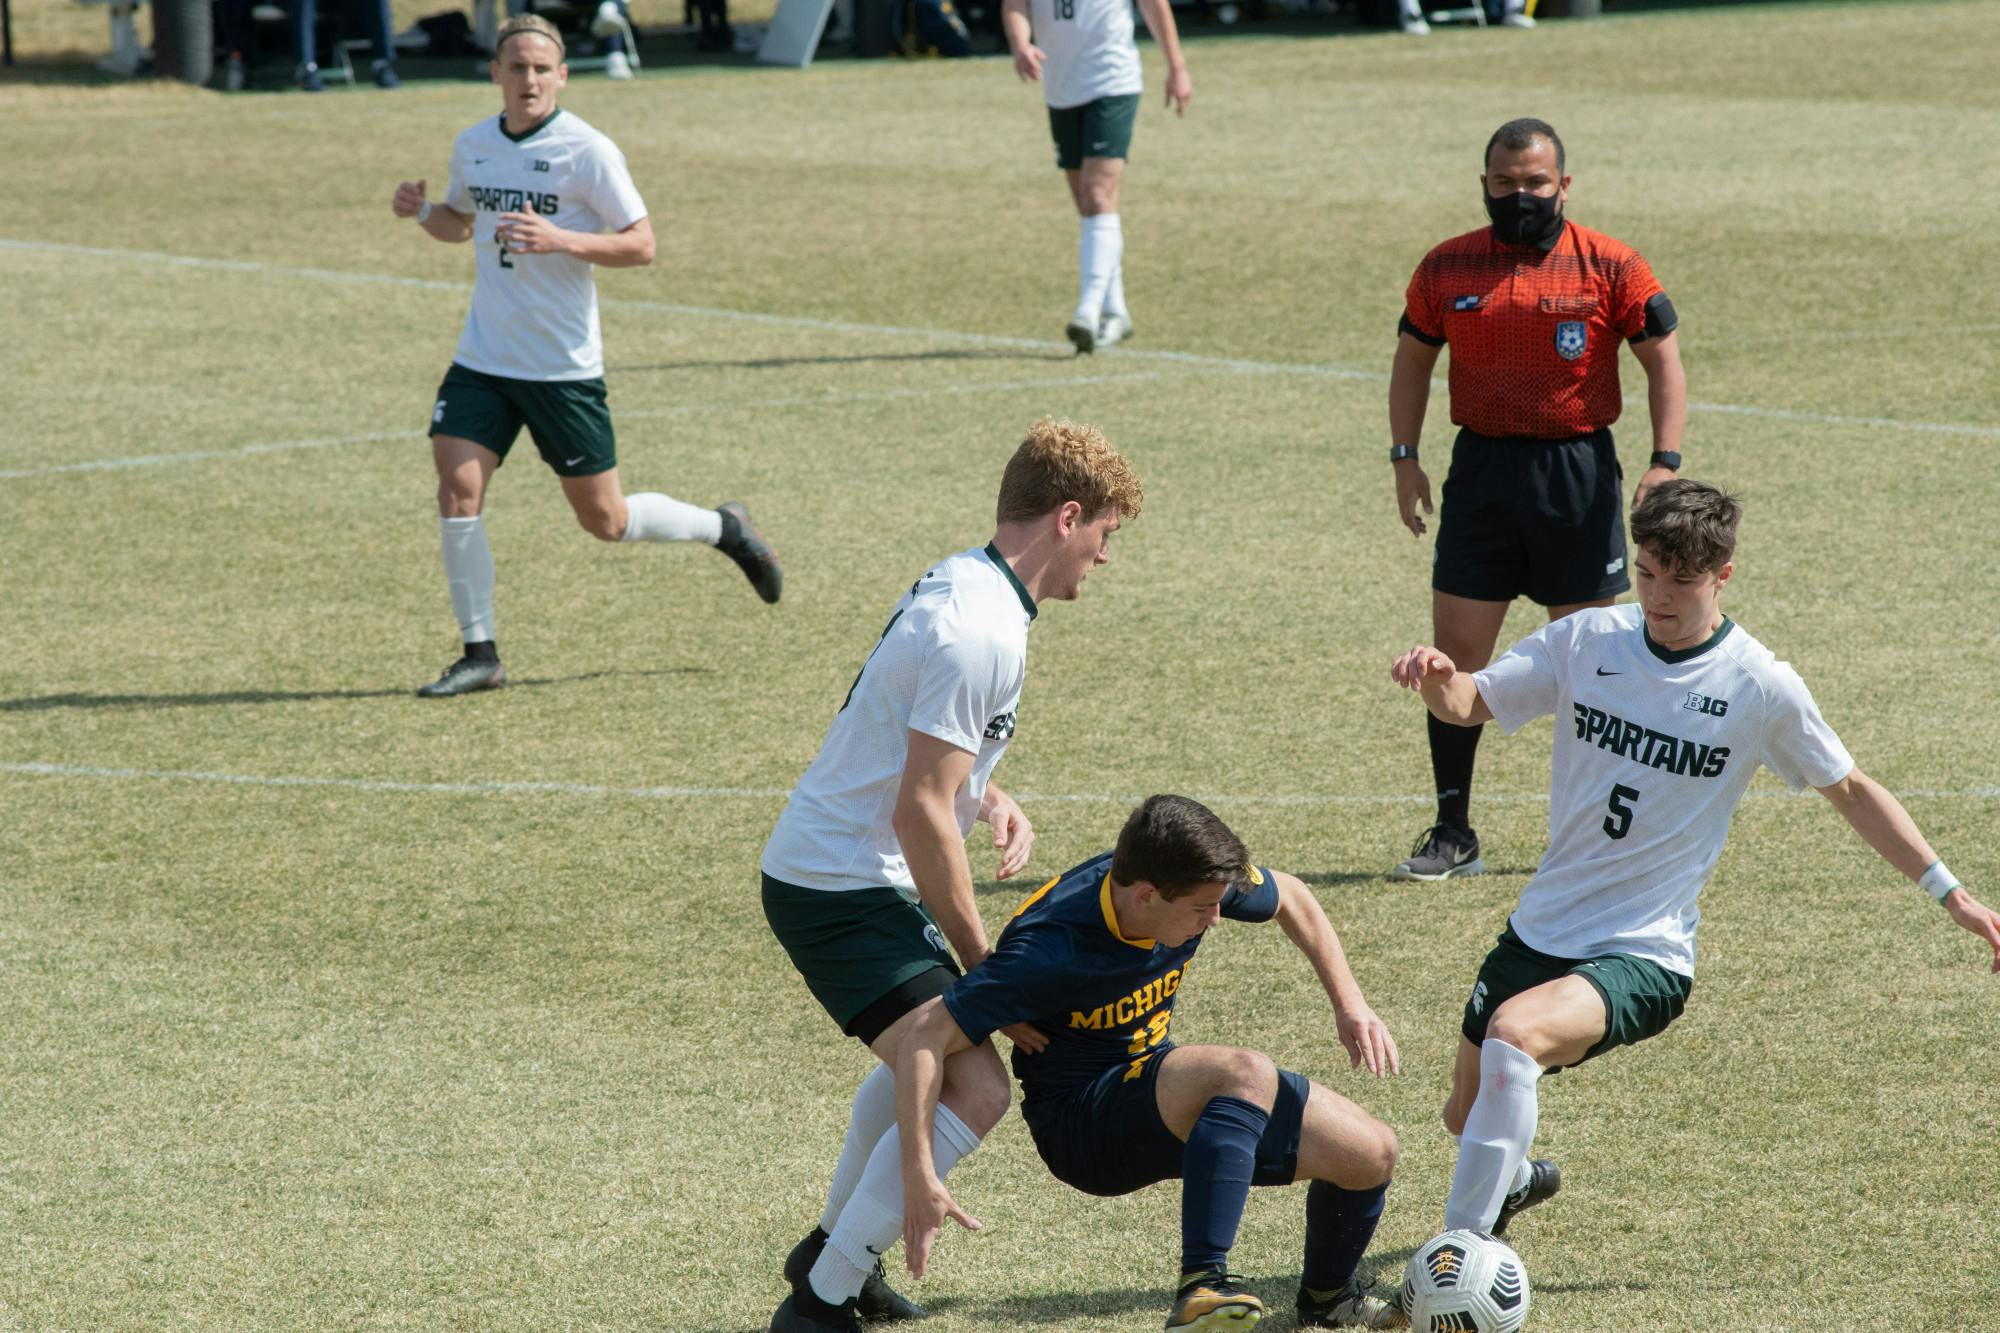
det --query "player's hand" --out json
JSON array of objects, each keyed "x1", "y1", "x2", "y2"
[
  {"x1": 1012, "y1": 43, "x2": 1045, "y2": 82},
  {"x1": 1943, "y1": 888, "x2": 2000, "y2": 973},
  {"x1": 1163, "y1": 64, "x2": 1191, "y2": 115},
  {"x1": 981, "y1": 788, "x2": 1035, "y2": 880},
  {"x1": 1390, "y1": 646, "x2": 1456, "y2": 691},
  {"x1": 1394, "y1": 458, "x2": 1434, "y2": 537},
  {"x1": 1000, "y1": 1021, "x2": 1049, "y2": 1054},
  {"x1": 1631, "y1": 464, "x2": 1677, "y2": 510},
  {"x1": 393, "y1": 178, "x2": 427, "y2": 219},
  {"x1": 1335, "y1": 1003, "x2": 1400, "y2": 1077},
  {"x1": 902, "y1": 1172, "x2": 981, "y2": 1278},
  {"x1": 497, "y1": 199, "x2": 565, "y2": 255}
]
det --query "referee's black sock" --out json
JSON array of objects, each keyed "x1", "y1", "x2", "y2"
[
  {"x1": 463, "y1": 639, "x2": 499, "y2": 664},
  {"x1": 1428, "y1": 711, "x2": 1483, "y2": 834}
]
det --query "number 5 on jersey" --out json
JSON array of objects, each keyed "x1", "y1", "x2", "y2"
[{"x1": 1604, "y1": 783, "x2": 1641, "y2": 840}]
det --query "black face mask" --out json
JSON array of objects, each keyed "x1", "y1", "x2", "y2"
[{"x1": 1484, "y1": 189, "x2": 1564, "y2": 246}]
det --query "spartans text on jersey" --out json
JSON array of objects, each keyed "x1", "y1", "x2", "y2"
[{"x1": 1573, "y1": 702, "x2": 1730, "y2": 777}]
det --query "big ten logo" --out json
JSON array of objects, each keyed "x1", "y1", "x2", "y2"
[{"x1": 1683, "y1": 691, "x2": 1728, "y2": 717}]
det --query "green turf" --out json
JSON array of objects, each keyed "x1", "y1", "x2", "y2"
[{"x1": 3, "y1": 3, "x2": 1997, "y2": 1329}]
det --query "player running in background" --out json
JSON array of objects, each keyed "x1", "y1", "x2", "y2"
[
  {"x1": 390, "y1": 13, "x2": 779, "y2": 698},
  {"x1": 1385, "y1": 117, "x2": 1686, "y2": 880},
  {"x1": 762, "y1": 420, "x2": 1143, "y2": 1333},
  {"x1": 1389, "y1": 479, "x2": 2000, "y2": 1239},
  {"x1": 1002, "y1": 0, "x2": 1189, "y2": 355},
  {"x1": 894, "y1": 796, "x2": 1408, "y2": 1331}
]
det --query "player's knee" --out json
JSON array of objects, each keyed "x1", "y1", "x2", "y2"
[
  {"x1": 437, "y1": 479, "x2": 481, "y2": 517},
  {"x1": 941, "y1": 1048, "x2": 1012, "y2": 1138},
  {"x1": 1359, "y1": 1119, "x2": 1400, "y2": 1187},
  {"x1": 1213, "y1": 1047, "x2": 1278, "y2": 1106},
  {"x1": 1483, "y1": 1009, "x2": 1541, "y2": 1059}
]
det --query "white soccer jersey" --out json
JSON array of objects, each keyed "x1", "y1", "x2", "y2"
[
  {"x1": 1473, "y1": 604, "x2": 1853, "y2": 977},
  {"x1": 1032, "y1": 0, "x2": 1143, "y2": 110},
  {"x1": 442, "y1": 109, "x2": 647, "y2": 382},
  {"x1": 762, "y1": 544, "x2": 1037, "y2": 896}
]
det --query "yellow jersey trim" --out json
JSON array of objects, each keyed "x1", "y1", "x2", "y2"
[{"x1": 1098, "y1": 872, "x2": 1155, "y2": 950}]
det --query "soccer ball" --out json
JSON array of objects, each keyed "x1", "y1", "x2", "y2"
[{"x1": 1401, "y1": 1229, "x2": 1531, "y2": 1333}]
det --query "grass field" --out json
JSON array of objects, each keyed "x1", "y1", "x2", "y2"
[{"x1": 4, "y1": 2, "x2": 1998, "y2": 1329}]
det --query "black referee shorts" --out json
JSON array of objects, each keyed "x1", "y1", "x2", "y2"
[{"x1": 1432, "y1": 426, "x2": 1631, "y2": 606}]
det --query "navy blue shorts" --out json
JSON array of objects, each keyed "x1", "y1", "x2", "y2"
[{"x1": 1024, "y1": 1047, "x2": 1311, "y2": 1198}]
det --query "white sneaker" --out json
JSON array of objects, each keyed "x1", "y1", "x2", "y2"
[
  {"x1": 1501, "y1": 10, "x2": 1536, "y2": 25},
  {"x1": 605, "y1": 49, "x2": 634, "y2": 79},
  {"x1": 1400, "y1": 15, "x2": 1431, "y2": 33},
  {"x1": 591, "y1": 0, "x2": 625, "y2": 36},
  {"x1": 1097, "y1": 313, "x2": 1133, "y2": 348}
]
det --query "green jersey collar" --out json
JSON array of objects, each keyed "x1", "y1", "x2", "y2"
[
  {"x1": 1645, "y1": 616, "x2": 1734, "y2": 664},
  {"x1": 985, "y1": 542, "x2": 1038, "y2": 621},
  {"x1": 499, "y1": 107, "x2": 562, "y2": 144}
]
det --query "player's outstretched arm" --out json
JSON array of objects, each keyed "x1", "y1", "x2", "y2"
[
  {"x1": 1270, "y1": 871, "x2": 1400, "y2": 1076},
  {"x1": 1389, "y1": 646, "x2": 1492, "y2": 727},
  {"x1": 1134, "y1": 0, "x2": 1191, "y2": 114},
  {"x1": 391, "y1": 178, "x2": 473, "y2": 242},
  {"x1": 1818, "y1": 767, "x2": 2000, "y2": 972},
  {"x1": 894, "y1": 998, "x2": 982, "y2": 1277},
  {"x1": 1628, "y1": 330, "x2": 1686, "y2": 509},
  {"x1": 894, "y1": 731, "x2": 992, "y2": 968}
]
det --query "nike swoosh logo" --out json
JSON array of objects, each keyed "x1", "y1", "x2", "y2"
[
  {"x1": 473, "y1": 157, "x2": 489, "y2": 164},
  {"x1": 865, "y1": 1244, "x2": 887, "y2": 1256},
  {"x1": 564, "y1": 455, "x2": 583, "y2": 466},
  {"x1": 1595, "y1": 667, "x2": 1624, "y2": 676}
]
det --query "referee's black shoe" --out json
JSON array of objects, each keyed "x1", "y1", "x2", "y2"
[
  {"x1": 784, "y1": 1227, "x2": 927, "y2": 1322},
  {"x1": 717, "y1": 501, "x2": 783, "y2": 605},
  {"x1": 415, "y1": 651, "x2": 507, "y2": 698},
  {"x1": 770, "y1": 1292, "x2": 862, "y2": 1333},
  {"x1": 1492, "y1": 1158, "x2": 1561, "y2": 1236},
  {"x1": 1388, "y1": 822, "x2": 1484, "y2": 881}
]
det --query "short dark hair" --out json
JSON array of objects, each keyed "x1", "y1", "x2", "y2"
[
  {"x1": 1630, "y1": 479, "x2": 1742, "y2": 574},
  {"x1": 1110, "y1": 795, "x2": 1251, "y2": 901},
  {"x1": 1485, "y1": 118, "x2": 1565, "y2": 175}
]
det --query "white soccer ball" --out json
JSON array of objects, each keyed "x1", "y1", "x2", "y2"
[{"x1": 1402, "y1": 1229, "x2": 1531, "y2": 1333}]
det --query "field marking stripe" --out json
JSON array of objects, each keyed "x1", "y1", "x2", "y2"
[
  {"x1": 0, "y1": 373, "x2": 1172, "y2": 480},
  {"x1": 4, "y1": 761, "x2": 1995, "y2": 806},
  {"x1": 4, "y1": 237, "x2": 1996, "y2": 438}
]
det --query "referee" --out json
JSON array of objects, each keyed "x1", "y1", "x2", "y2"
[{"x1": 1386, "y1": 117, "x2": 1687, "y2": 881}]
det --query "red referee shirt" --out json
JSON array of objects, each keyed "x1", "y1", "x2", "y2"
[{"x1": 1401, "y1": 220, "x2": 1671, "y2": 440}]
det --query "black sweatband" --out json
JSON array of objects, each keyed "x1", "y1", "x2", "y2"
[
  {"x1": 1649, "y1": 450, "x2": 1682, "y2": 471},
  {"x1": 1642, "y1": 292, "x2": 1678, "y2": 341}
]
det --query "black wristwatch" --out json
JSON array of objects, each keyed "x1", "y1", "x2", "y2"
[
  {"x1": 1390, "y1": 445, "x2": 1420, "y2": 463},
  {"x1": 1649, "y1": 450, "x2": 1682, "y2": 471}
]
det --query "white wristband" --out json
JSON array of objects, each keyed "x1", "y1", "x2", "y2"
[
  {"x1": 416, "y1": 201, "x2": 434, "y2": 224},
  {"x1": 1918, "y1": 859, "x2": 1960, "y2": 902}
]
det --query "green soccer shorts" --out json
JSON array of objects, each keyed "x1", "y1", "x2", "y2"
[
  {"x1": 762, "y1": 873, "x2": 959, "y2": 1037},
  {"x1": 429, "y1": 362, "x2": 618, "y2": 478},
  {"x1": 1047, "y1": 93, "x2": 1141, "y2": 171},
  {"x1": 1461, "y1": 923, "x2": 1692, "y2": 1067}
]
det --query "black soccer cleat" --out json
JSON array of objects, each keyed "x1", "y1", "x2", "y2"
[
  {"x1": 783, "y1": 1227, "x2": 927, "y2": 1322},
  {"x1": 415, "y1": 654, "x2": 507, "y2": 698},
  {"x1": 717, "y1": 501, "x2": 783, "y2": 605},
  {"x1": 1388, "y1": 823, "x2": 1485, "y2": 881},
  {"x1": 1065, "y1": 318, "x2": 1097, "y2": 356},
  {"x1": 1296, "y1": 1277, "x2": 1408, "y2": 1329},
  {"x1": 1491, "y1": 1158, "x2": 1561, "y2": 1237},
  {"x1": 770, "y1": 1292, "x2": 862, "y2": 1333}
]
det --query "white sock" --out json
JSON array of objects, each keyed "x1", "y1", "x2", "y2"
[
  {"x1": 438, "y1": 515, "x2": 496, "y2": 644},
  {"x1": 621, "y1": 492, "x2": 722, "y2": 544},
  {"x1": 1453, "y1": 1132, "x2": 1531, "y2": 1196},
  {"x1": 1104, "y1": 261, "x2": 1129, "y2": 321},
  {"x1": 1074, "y1": 213, "x2": 1123, "y2": 327},
  {"x1": 810, "y1": 1104, "x2": 982, "y2": 1305},
  {"x1": 1443, "y1": 1039, "x2": 1542, "y2": 1232},
  {"x1": 819, "y1": 1065, "x2": 899, "y2": 1235}
]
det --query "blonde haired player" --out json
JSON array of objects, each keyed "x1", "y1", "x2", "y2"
[
  {"x1": 390, "y1": 14, "x2": 780, "y2": 697},
  {"x1": 1392, "y1": 479, "x2": 2000, "y2": 1242},
  {"x1": 1002, "y1": 0, "x2": 1190, "y2": 355}
]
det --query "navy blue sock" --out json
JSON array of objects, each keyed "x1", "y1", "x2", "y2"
[
  {"x1": 1180, "y1": 1096, "x2": 1269, "y2": 1275},
  {"x1": 1301, "y1": 1179, "x2": 1388, "y2": 1294}
]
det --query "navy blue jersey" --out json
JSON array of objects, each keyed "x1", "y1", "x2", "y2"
[{"x1": 943, "y1": 850, "x2": 1281, "y2": 1120}]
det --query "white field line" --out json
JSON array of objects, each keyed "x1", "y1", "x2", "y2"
[
  {"x1": 7, "y1": 237, "x2": 1997, "y2": 440},
  {"x1": 3, "y1": 761, "x2": 1995, "y2": 807},
  {"x1": 0, "y1": 372, "x2": 1171, "y2": 480}
]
